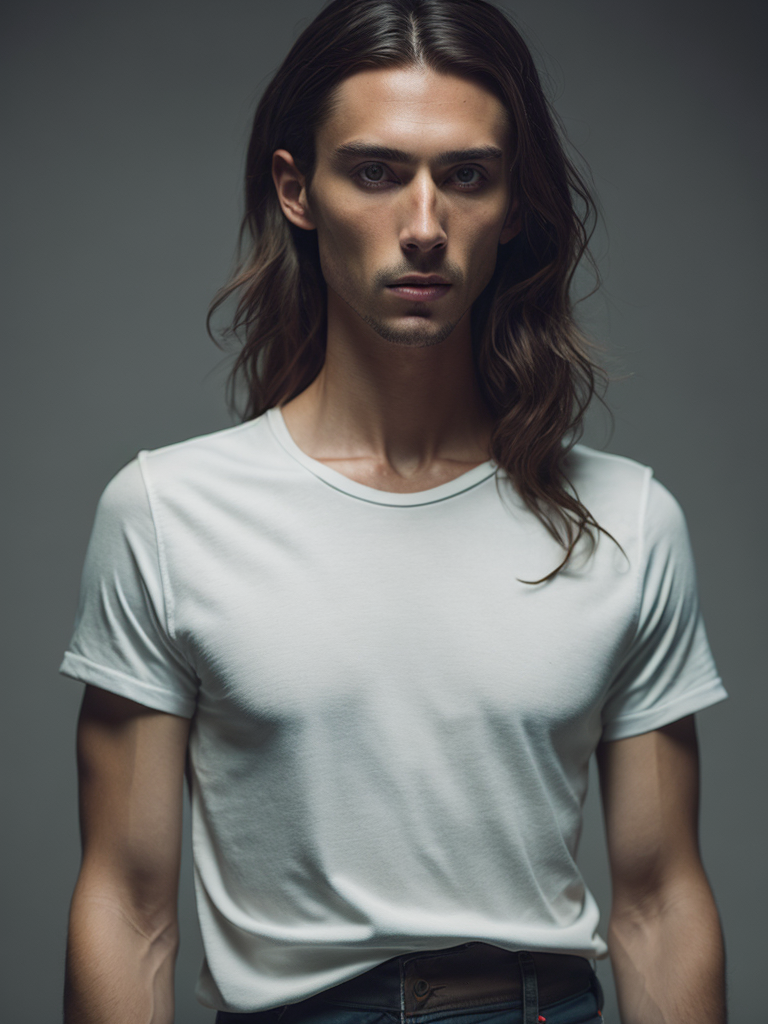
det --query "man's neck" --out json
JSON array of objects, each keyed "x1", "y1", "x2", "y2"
[{"x1": 279, "y1": 301, "x2": 493, "y2": 493}]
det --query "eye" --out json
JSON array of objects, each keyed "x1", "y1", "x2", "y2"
[
  {"x1": 452, "y1": 166, "x2": 485, "y2": 189},
  {"x1": 356, "y1": 163, "x2": 392, "y2": 188}
]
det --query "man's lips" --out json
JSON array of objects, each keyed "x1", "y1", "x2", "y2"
[{"x1": 386, "y1": 282, "x2": 452, "y2": 301}]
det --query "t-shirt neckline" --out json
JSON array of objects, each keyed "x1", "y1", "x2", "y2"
[{"x1": 266, "y1": 406, "x2": 498, "y2": 507}]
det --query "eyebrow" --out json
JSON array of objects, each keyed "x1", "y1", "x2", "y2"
[{"x1": 333, "y1": 142, "x2": 504, "y2": 165}]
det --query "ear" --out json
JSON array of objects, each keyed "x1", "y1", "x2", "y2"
[
  {"x1": 272, "y1": 149, "x2": 316, "y2": 231},
  {"x1": 499, "y1": 196, "x2": 522, "y2": 245}
]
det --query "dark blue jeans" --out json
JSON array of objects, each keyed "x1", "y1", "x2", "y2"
[{"x1": 215, "y1": 945, "x2": 604, "y2": 1024}]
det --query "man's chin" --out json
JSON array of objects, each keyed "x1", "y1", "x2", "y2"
[{"x1": 362, "y1": 314, "x2": 457, "y2": 349}]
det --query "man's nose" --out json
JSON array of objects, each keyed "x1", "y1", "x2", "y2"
[{"x1": 399, "y1": 173, "x2": 447, "y2": 254}]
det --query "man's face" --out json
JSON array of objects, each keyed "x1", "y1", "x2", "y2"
[{"x1": 299, "y1": 66, "x2": 519, "y2": 349}]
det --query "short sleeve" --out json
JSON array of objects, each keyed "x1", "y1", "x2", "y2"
[
  {"x1": 600, "y1": 476, "x2": 727, "y2": 740},
  {"x1": 58, "y1": 458, "x2": 199, "y2": 717}
]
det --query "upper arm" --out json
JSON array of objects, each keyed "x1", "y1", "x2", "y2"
[
  {"x1": 596, "y1": 714, "x2": 705, "y2": 909},
  {"x1": 75, "y1": 684, "x2": 192, "y2": 915}
]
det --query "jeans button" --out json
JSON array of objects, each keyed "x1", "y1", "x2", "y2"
[{"x1": 413, "y1": 979, "x2": 430, "y2": 998}]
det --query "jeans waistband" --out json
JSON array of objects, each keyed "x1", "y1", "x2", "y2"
[{"x1": 217, "y1": 942, "x2": 601, "y2": 1023}]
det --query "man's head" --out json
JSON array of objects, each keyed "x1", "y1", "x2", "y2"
[
  {"x1": 272, "y1": 64, "x2": 521, "y2": 349},
  {"x1": 231, "y1": 0, "x2": 582, "y2": 372}
]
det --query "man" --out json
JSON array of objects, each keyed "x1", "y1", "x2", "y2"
[{"x1": 60, "y1": 1, "x2": 728, "y2": 1022}]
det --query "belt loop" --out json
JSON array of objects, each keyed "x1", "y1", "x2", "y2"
[{"x1": 517, "y1": 951, "x2": 539, "y2": 1024}]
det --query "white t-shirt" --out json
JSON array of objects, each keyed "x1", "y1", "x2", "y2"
[{"x1": 59, "y1": 408, "x2": 727, "y2": 1012}]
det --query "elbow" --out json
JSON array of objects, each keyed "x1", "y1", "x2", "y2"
[
  {"x1": 71, "y1": 857, "x2": 180, "y2": 947},
  {"x1": 609, "y1": 859, "x2": 720, "y2": 937}
]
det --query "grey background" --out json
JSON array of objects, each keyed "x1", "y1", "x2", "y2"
[{"x1": 2, "y1": 1, "x2": 765, "y2": 1020}]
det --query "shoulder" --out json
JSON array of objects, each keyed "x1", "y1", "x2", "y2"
[
  {"x1": 563, "y1": 445, "x2": 692, "y2": 557},
  {"x1": 93, "y1": 456, "x2": 150, "y2": 536},
  {"x1": 565, "y1": 443, "x2": 650, "y2": 502},
  {"x1": 138, "y1": 413, "x2": 275, "y2": 482},
  {"x1": 87, "y1": 416, "x2": 276, "y2": 543},
  {"x1": 97, "y1": 412, "x2": 284, "y2": 512},
  {"x1": 563, "y1": 444, "x2": 651, "y2": 535}
]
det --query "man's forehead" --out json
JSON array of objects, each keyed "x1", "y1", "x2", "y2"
[{"x1": 318, "y1": 66, "x2": 511, "y2": 158}]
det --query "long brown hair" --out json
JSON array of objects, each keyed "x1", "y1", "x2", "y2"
[{"x1": 208, "y1": 0, "x2": 612, "y2": 580}]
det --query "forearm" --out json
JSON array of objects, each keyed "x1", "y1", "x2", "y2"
[
  {"x1": 64, "y1": 880, "x2": 178, "y2": 1024},
  {"x1": 608, "y1": 875, "x2": 726, "y2": 1024}
]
